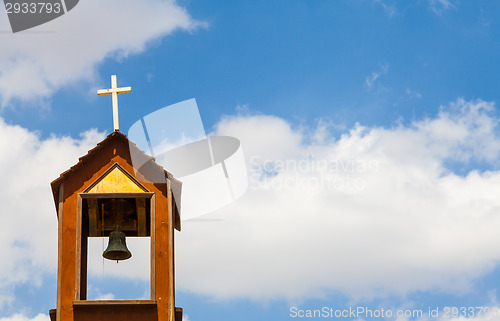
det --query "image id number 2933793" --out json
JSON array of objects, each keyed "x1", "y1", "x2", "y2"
[{"x1": 4, "y1": 2, "x2": 62, "y2": 14}]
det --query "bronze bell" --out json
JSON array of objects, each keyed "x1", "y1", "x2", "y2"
[{"x1": 103, "y1": 225, "x2": 132, "y2": 262}]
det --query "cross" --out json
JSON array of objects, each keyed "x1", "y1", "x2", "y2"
[{"x1": 97, "y1": 75, "x2": 132, "y2": 131}]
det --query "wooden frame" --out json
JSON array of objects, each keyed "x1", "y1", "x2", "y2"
[
  {"x1": 51, "y1": 132, "x2": 180, "y2": 321},
  {"x1": 56, "y1": 183, "x2": 64, "y2": 321},
  {"x1": 75, "y1": 192, "x2": 155, "y2": 302},
  {"x1": 150, "y1": 194, "x2": 156, "y2": 300},
  {"x1": 75, "y1": 195, "x2": 83, "y2": 300},
  {"x1": 84, "y1": 163, "x2": 149, "y2": 194},
  {"x1": 81, "y1": 193, "x2": 154, "y2": 199}
]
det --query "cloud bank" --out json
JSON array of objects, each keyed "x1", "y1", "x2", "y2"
[
  {"x1": 175, "y1": 98, "x2": 500, "y2": 301},
  {"x1": 0, "y1": 119, "x2": 105, "y2": 311}
]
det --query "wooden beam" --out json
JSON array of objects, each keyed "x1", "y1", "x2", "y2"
[
  {"x1": 167, "y1": 178, "x2": 175, "y2": 321},
  {"x1": 88, "y1": 199, "x2": 98, "y2": 237},
  {"x1": 56, "y1": 182, "x2": 64, "y2": 321},
  {"x1": 75, "y1": 195, "x2": 82, "y2": 301},
  {"x1": 136, "y1": 198, "x2": 147, "y2": 236},
  {"x1": 150, "y1": 195, "x2": 156, "y2": 300},
  {"x1": 73, "y1": 300, "x2": 156, "y2": 306},
  {"x1": 80, "y1": 210, "x2": 89, "y2": 300},
  {"x1": 80, "y1": 193, "x2": 154, "y2": 199}
]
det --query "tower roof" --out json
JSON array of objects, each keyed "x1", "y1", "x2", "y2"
[{"x1": 50, "y1": 131, "x2": 181, "y2": 230}]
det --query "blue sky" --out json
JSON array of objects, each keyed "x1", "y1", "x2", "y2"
[{"x1": 2, "y1": 1, "x2": 500, "y2": 321}]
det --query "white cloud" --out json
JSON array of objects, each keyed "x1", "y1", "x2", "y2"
[
  {"x1": 101, "y1": 293, "x2": 115, "y2": 301},
  {"x1": 365, "y1": 63, "x2": 388, "y2": 91},
  {"x1": 0, "y1": 314, "x2": 49, "y2": 321},
  {"x1": 174, "y1": 98, "x2": 500, "y2": 301},
  {"x1": 373, "y1": 0, "x2": 397, "y2": 18},
  {"x1": 406, "y1": 88, "x2": 422, "y2": 99},
  {"x1": 0, "y1": 118, "x2": 105, "y2": 309},
  {"x1": 428, "y1": 0, "x2": 458, "y2": 15},
  {"x1": 0, "y1": 0, "x2": 203, "y2": 106}
]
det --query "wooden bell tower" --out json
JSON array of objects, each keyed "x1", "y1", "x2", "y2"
[{"x1": 49, "y1": 131, "x2": 183, "y2": 321}]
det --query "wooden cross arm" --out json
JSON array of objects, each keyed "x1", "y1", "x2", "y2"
[{"x1": 97, "y1": 87, "x2": 132, "y2": 95}]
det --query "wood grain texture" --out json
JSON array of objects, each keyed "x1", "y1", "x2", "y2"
[
  {"x1": 155, "y1": 182, "x2": 172, "y2": 321},
  {"x1": 75, "y1": 196, "x2": 82, "y2": 301},
  {"x1": 136, "y1": 198, "x2": 147, "y2": 236},
  {"x1": 167, "y1": 179, "x2": 175, "y2": 321},
  {"x1": 87, "y1": 199, "x2": 97, "y2": 237},
  {"x1": 56, "y1": 182, "x2": 64, "y2": 321},
  {"x1": 150, "y1": 194, "x2": 156, "y2": 300},
  {"x1": 60, "y1": 193, "x2": 77, "y2": 321}
]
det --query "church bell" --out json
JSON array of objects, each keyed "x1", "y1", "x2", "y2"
[{"x1": 103, "y1": 225, "x2": 132, "y2": 262}]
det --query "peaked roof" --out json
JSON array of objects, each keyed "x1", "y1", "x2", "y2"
[{"x1": 50, "y1": 130, "x2": 181, "y2": 230}]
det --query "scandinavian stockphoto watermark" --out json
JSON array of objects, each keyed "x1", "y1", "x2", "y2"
[
  {"x1": 3, "y1": 0, "x2": 79, "y2": 33},
  {"x1": 249, "y1": 155, "x2": 379, "y2": 192},
  {"x1": 127, "y1": 99, "x2": 248, "y2": 221},
  {"x1": 290, "y1": 306, "x2": 496, "y2": 319}
]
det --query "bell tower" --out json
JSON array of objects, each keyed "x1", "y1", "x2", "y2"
[{"x1": 49, "y1": 130, "x2": 183, "y2": 321}]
